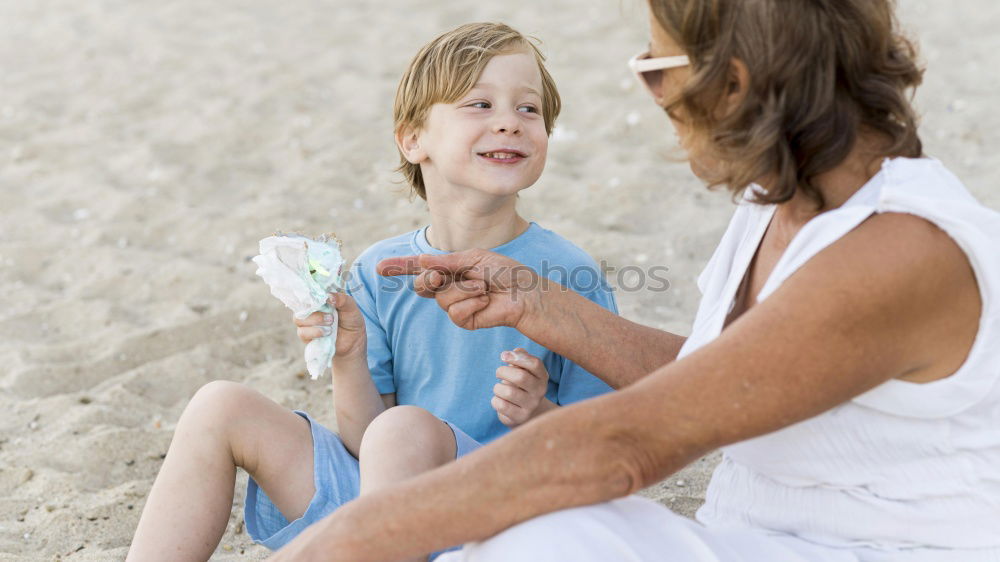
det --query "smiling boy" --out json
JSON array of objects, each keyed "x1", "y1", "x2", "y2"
[
  {"x1": 128, "y1": 23, "x2": 617, "y2": 562},
  {"x1": 319, "y1": 22, "x2": 619, "y2": 459}
]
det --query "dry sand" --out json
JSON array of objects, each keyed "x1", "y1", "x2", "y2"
[{"x1": 1, "y1": 0, "x2": 997, "y2": 559}]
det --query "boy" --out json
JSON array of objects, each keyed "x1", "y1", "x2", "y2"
[{"x1": 127, "y1": 22, "x2": 616, "y2": 562}]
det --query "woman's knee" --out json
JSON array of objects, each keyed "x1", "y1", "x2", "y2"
[
  {"x1": 360, "y1": 406, "x2": 455, "y2": 464},
  {"x1": 456, "y1": 510, "x2": 588, "y2": 562},
  {"x1": 461, "y1": 498, "x2": 685, "y2": 562}
]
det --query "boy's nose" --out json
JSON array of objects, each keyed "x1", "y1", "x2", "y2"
[{"x1": 492, "y1": 111, "x2": 521, "y2": 135}]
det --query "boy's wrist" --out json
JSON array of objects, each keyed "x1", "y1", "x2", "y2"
[
  {"x1": 533, "y1": 398, "x2": 558, "y2": 418},
  {"x1": 332, "y1": 348, "x2": 367, "y2": 369}
]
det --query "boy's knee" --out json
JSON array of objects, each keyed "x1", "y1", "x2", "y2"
[
  {"x1": 183, "y1": 380, "x2": 259, "y2": 425},
  {"x1": 366, "y1": 405, "x2": 438, "y2": 434},
  {"x1": 362, "y1": 406, "x2": 455, "y2": 463}
]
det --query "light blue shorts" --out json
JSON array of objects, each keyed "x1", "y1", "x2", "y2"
[{"x1": 244, "y1": 410, "x2": 482, "y2": 558}]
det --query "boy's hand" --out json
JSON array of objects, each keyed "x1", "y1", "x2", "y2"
[
  {"x1": 492, "y1": 348, "x2": 550, "y2": 427},
  {"x1": 294, "y1": 293, "x2": 366, "y2": 359}
]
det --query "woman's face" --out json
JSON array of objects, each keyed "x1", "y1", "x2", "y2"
[{"x1": 648, "y1": 9, "x2": 718, "y2": 180}]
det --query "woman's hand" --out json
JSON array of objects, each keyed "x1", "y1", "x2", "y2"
[
  {"x1": 293, "y1": 292, "x2": 366, "y2": 359},
  {"x1": 493, "y1": 348, "x2": 552, "y2": 427},
  {"x1": 377, "y1": 249, "x2": 544, "y2": 332}
]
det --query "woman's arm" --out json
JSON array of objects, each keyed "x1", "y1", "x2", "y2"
[
  {"x1": 522, "y1": 282, "x2": 688, "y2": 388},
  {"x1": 378, "y1": 252, "x2": 687, "y2": 389},
  {"x1": 270, "y1": 214, "x2": 980, "y2": 561}
]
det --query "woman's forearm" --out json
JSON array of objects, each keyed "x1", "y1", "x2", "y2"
[
  {"x1": 298, "y1": 379, "x2": 697, "y2": 562},
  {"x1": 518, "y1": 279, "x2": 687, "y2": 389},
  {"x1": 331, "y1": 353, "x2": 386, "y2": 457}
]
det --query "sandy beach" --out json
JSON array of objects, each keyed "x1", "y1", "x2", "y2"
[{"x1": 1, "y1": 0, "x2": 997, "y2": 559}]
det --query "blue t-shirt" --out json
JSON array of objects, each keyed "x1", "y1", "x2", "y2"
[{"x1": 345, "y1": 222, "x2": 618, "y2": 444}]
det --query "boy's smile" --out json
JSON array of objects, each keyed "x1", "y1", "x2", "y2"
[
  {"x1": 478, "y1": 149, "x2": 527, "y2": 163},
  {"x1": 406, "y1": 51, "x2": 549, "y2": 198}
]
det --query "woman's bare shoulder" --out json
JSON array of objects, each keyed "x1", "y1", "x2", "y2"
[
  {"x1": 640, "y1": 210, "x2": 982, "y2": 449},
  {"x1": 768, "y1": 210, "x2": 981, "y2": 382}
]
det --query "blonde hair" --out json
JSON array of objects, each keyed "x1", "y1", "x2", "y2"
[
  {"x1": 393, "y1": 22, "x2": 561, "y2": 200},
  {"x1": 650, "y1": 0, "x2": 923, "y2": 207}
]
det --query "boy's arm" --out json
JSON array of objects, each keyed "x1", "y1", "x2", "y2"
[
  {"x1": 328, "y1": 261, "x2": 400, "y2": 457},
  {"x1": 297, "y1": 296, "x2": 387, "y2": 458},
  {"x1": 329, "y1": 349, "x2": 389, "y2": 457},
  {"x1": 532, "y1": 398, "x2": 558, "y2": 417}
]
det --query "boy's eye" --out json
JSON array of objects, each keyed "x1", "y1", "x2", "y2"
[
  {"x1": 518, "y1": 105, "x2": 539, "y2": 114},
  {"x1": 469, "y1": 101, "x2": 491, "y2": 109}
]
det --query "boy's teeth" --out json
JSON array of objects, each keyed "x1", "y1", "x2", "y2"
[{"x1": 485, "y1": 152, "x2": 517, "y2": 159}]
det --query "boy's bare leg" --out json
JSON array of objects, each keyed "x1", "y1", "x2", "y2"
[
  {"x1": 127, "y1": 381, "x2": 316, "y2": 562},
  {"x1": 358, "y1": 405, "x2": 459, "y2": 562}
]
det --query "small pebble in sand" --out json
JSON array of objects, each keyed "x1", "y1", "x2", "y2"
[
  {"x1": 22, "y1": 533, "x2": 30, "y2": 540},
  {"x1": 223, "y1": 545, "x2": 234, "y2": 552},
  {"x1": 675, "y1": 480, "x2": 686, "y2": 487},
  {"x1": 238, "y1": 310, "x2": 249, "y2": 322},
  {"x1": 72, "y1": 208, "x2": 90, "y2": 221},
  {"x1": 626, "y1": 111, "x2": 641, "y2": 127}
]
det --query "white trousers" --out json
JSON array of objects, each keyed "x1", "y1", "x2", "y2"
[{"x1": 436, "y1": 496, "x2": 859, "y2": 562}]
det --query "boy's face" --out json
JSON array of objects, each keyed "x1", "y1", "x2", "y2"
[{"x1": 408, "y1": 51, "x2": 549, "y2": 198}]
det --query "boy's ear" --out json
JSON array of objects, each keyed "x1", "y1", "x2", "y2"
[{"x1": 395, "y1": 126, "x2": 427, "y2": 164}]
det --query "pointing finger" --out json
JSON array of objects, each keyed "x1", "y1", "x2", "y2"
[{"x1": 377, "y1": 255, "x2": 424, "y2": 276}]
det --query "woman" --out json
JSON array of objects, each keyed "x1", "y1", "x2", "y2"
[{"x1": 269, "y1": 0, "x2": 999, "y2": 560}]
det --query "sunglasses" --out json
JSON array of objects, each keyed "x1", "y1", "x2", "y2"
[{"x1": 628, "y1": 50, "x2": 690, "y2": 100}]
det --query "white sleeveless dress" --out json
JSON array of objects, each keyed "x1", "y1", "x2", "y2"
[{"x1": 440, "y1": 157, "x2": 1000, "y2": 562}]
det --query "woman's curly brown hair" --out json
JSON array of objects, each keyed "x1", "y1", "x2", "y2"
[{"x1": 650, "y1": 0, "x2": 924, "y2": 207}]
